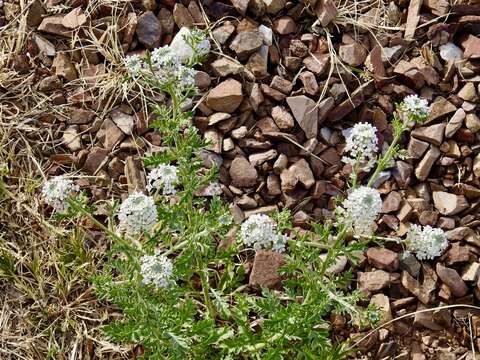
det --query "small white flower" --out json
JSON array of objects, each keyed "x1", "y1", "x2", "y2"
[
  {"x1": 140, "y1": 249, "x2": 174, "y2": 289},
  {"x1": 41, "y1": 176, "x2": 79, "y2": 213},
  {"x1": 399, "y1": 95, "x2": 429, "y2": 122},
  {"x1": 339, "y1": 186, "x2": 382, "y2": 236},
  {"x1": 151, "y1": 46, "x2": 180, "y2": 70},
  {"x1": 240, "y1": 214, "x2": 287, "y2": 252},
  {"x1": 124, "y1": 54, "x2": 144, "y2": 76},
  {"x1": 176, "y1": 65, "x2": 196, "y2": 88},
  {"x1": 146, "y1": 164, "x2": 179, "y2": 195},
  {"x1": 405, "y1": 224, "x2": 448, "y2": 260},
  {"x1": 342, "y1": 122, "x2": 378, "y2": 171},
  {"x1": 118, "y1": 192, "x2": 157, "y2": 235}
]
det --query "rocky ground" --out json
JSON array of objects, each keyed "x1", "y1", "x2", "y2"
[{"x1": 2, "y1": 0, "x2": 480, "y2": 358}]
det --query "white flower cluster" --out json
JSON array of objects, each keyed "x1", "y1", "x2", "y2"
[
  {"x1": 140, "y1": 249, "x2": 174, "y2": 289},
  {"x1": 125, "y1": 46, "x2": 196, "y2": 88},
  {"x1": 146, "y1": 164, "x2": 179, "y2": 195},
  {"x1": 399, "y1": 95, "x2": 429, "y2": 122},
  {"x1": 240, "y1": 214, "x2": 287, "y2": 252},
  {"x1": 405, "y1": 224, "x2": 448, "y2": 260},
  {"x1": 118, "y1": 192, "x2": 158, "y2": 235},
  {"x1": 41, "y1": 176, "x2": 79, "y2": 213},
  {"x1": 339, "y1": 186, "x2": 382, "y2": 236},
  {"x1": 342, "y1": 122, "x2": 378, "y2": 171}
]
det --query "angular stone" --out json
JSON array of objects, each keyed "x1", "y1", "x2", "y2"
[
  {"x1": 230, "y1": 31, "x2": 263, "y2": 58},
  {"x1": 263, "y1": 0, "x2": 287, "y2": 14},
  {"x1": 83, "y1": 148, "x2": 109, "y2": 175},
  {"x1": 445, "y1": 108, "x2": 465, "y2": 138},
  {"x1": 427, "y1": 97, "x2": 456, "y2": 123},
  {"x1": 339, "y1": 43, "x2": 367, "y2": 66},
  {"x1": 249, "y1": 250, "x2": 286, "y2": 289},
  {"x1": 299, "y1": 71, "x2": 319, "y2": 96},
  {"x1": 462, "y1": 262, "x2": 480, "y2": 282},
  {"x1": 61, "y1": 7, "x2": 86, "y2": 29},
  {"x1": 229, "y1": 157, "x2": 258, "y2": 187},
  {"x1": 70, "y1": 108, "x2": 95, "y2": 125},
  {"x1": 370, "y1": 294, "x2": 392, "y2": 326},
  {"x1": 289, "y1": 159, "x2": 315, "y2": 189},
  {"x1": 399, "y1": 252, "x2": 421, "y2": 277},
  {"x1": 393, "y1": 60, "x2": 425, "y2": 88},
  {"x1": 38, "y1": 15, "x2": 71, "y2": 37},
  {"x1": 271, "y1": 106, "x2": 294, "y2": 130},
  {"x1": 206, "y1": 79, "x2": 243, "y2": 113},
  {"x1": 231, "y1": 0, "x2": 249, "y2": 14},
  {"x1": 111, "y1": 108, "x2": 135, "y2": 135},
  {"x1": 26, "y1": 0, "x2": 45, "y2": 27},
  {"x1": 62, "y1": 126, "x2": 82, "y2": 151},
  {"x1": 411, "y1": 123, "x2": 445, "y2": 146},
  {"x1": 51, "y1": 53, "x2": 77, "y2": 81},
  {"x1": 465, "y1": 114, "x2": 480, "y2": 133},
  {"x1": 382, "y1": 191, "x2": 402, "y2": 213},
  {"x1": 136, "y1": 11, "x2": 162, "y2": 49},
  {"x1": 273, "y1": 16, "x2": 296, "y2": 34},
  {"x1": 286, "y1": 95, "x2": 318, "y2": 139},
  {"x1": 460, "y1": 34, "x2": 480, "y2": 59},
  {"x1": 249, "y1": 149, "x2": 277, "y2": 167},
  {"x1": 302, "y1": 53, "x2": 329, "y2": 75},
  {"x1": 204, "y1": 129, "x2": 223, "y2": 153},
  {"x1": 358, "y1": 270, "x2": 395, "y2": 293},
  {"x1": 125, "y1": 157, "x2": 146, "y2": 193},
  {"x1": 436, "y1": 263, "x2": 468, "y2": 297},
  {"x1": 414, "y1": 304, "x2": 443, "y2": 330},
  {"x1": 367, "y1": 247, "x2": 399, "y2": 272},
  {"x1": 433, "y1": 191, "x2": 469, "y2": 215},
  {"x1": 158, "y1": 8, "x2": 174, "y2": 35},
  {"x1": 415, "y1": 146, "x2": 440, "y2": 181},
  {"x1": 458, "y1": 82, "x2": 477, "y2": 101},
  {"x1": 172, "y1": 3, "x2": 194, "y2": 28},
  {"x1": 210, "y1": 58, "x2": 243, "y2": 77}
]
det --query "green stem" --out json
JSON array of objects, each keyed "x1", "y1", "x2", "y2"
[
  {"x1": 199, "y1": 266, "x2": 216, "y2": 320},
  {"x1": 367, "y1": 124, "x2": 406, "y2": 188}
]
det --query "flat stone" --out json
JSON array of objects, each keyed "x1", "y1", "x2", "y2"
[
  {"x1": 367, "y1": 247, "x2": 399, "y2": 272},
  {"x1": 136, "y1": 11, "x2": 162, "y2": 49},
  {"x1": 111, "y1": 108, "x2": 135, "y2": 135},
  {"x1": 407, "y1": 137, "x2": 429, "y2": 160},
  {"x1": 415, "y1": 146, "x2": 440, "y2": 181},
  {"x1": 286, "y1": 95, "x2": 318, "y2": 139},
  {"x1": 230, "y1": 31, "x2": 263, "y2": 58},
  {"x1": 411, "y1": 123, "x2": 445, "y2": 145},
  {"x1": 158, "y1": 8, "x2": 174, "y2": 35},
  {"x1": 299, "y1": 71, "x2": 319, "y2": 96},
  {"x1": 436, "y1": 263, "x2": 468, "y2": 297},
  {"x1": 458, "y1": 82, "x2": 477, "y2": 101},
  {"x1": 230, "y1": 156, "x2": 258, "y2": 187},
  {"x1": 465, "y1": 114, "x2": 480, "y2": 133},
  {"x1": 206, "y1": 79, "x2": 243, "y2": 113},
  {"x1": 433, "y1": 191, "x2": 469, "y2": 215},
  {"x1": 339, "y1": 43, "x2": 367, "y2": 66},
  {"x1": 231, "y1": 0, "x2": 249, "y2": 14},
  {"x1": 445, "y1": 108, "x2": 465, "y2": 138},
  {"x1": 125, "y1": 156, "x2": 146, "y2": 193},
  {"x1": 370, "y1": 294, "x2": 392, "y2": 325},
  {"x1": 414, "y1": 304, "x2": 443, "y2": 330},
  {"x1": 83, "y1": 148, "x2": 109, "y2": 175},
  {"x1": 210, "y1": 58, "x2": 243, "y2": 77},
  {"x1": 314, "y1": 0, "x2": 337, "y2": 26},
  {"x1": 399, "y1": 252, "x2": 421, "y2": 277},
  {"x1": 302, "y1": 53, "x2": 329, "y2": 75},
  {"x1": 61, "y1": 7, "x2": 86, "y2": 29},
  {"x1": 204, "y1": 129, "x2": 223, "y2": 153},
  {"x1": 70, "y1": 108, "x2": 95, "y2": 124},
  {"x1": 249, "y1": 149, "x2": 277, "y2": 167},
  {"x1": 38, "y1": 15, "x2": 71, "y2": 37},
  {"x1": 460, "y1": 34, "x2": 480, "y2": 59},
  {"x1": 273, "y1": 16, "x2": 296, "y2": 34},
  {"x1": 289, "y1": 159, "x2": 315, "y2": 189},
  {"x1": 62, "y1": 126, "x2": 82, "y2": 151},
  {"x1": 172, "y1": 3, "x2": 194, "y2": 28},
  {"x1": 52, "y1": 53, "x2": 77, "y2": 81},
  {"x1": 358, "y1": 270, "x2": 395, "y2": 294},
  {"x1": 382, "y1": 191, "x2": 402, "y2": 213},
  {"x1": 427, "y1": 97, "x2": 457, "y2": 124},
  {"x1": 393, "y1": 60, "x2": 425, "y2": 88},
  {"x1": 249, "y1": 250, "x2": 286, "y2": 289},
  {"x1": 271, "y1": 106, "x2": 294, "y2": 130},
  {"x1": 462, "y1": 262, "x2": 480, "y2": 282}
]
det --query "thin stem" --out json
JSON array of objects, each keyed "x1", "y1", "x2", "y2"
[{"x1": 199, "y1": 266, "x2": 216, "y2": 320}]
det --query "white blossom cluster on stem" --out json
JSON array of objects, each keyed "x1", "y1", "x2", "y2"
[
  {"x1": 146, "y1": 164, "x2": 179, "y2": 195},
  {"x1": 405, "y1": 224, "x2": 448, "y2": 260},
  {"x1": 41, "y1": 176, "x2": 79, "y2": 213},
  {"x1": 240, "y1": 214, "x2": 287, "y2": 252},
  {"x1": 338, "y1": 186, "x2": 382, "y2": 236},
  {"x1": 399, "y1": 94, "x2": 429, "y2": 122},
  {"x1": 118, "y1": 192, "x2": 158, "y2": 235},
  {"x1": 140, "y1": 249, "x2": 174, "y2": 289},
  {"x1": 342, "y1": 122, "x2": 379, "y2": 171}
]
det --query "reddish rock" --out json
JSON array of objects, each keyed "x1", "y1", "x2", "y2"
[
  {"x1": 136, "y1": 11, "x2": 162, "y2": 49},
  {"x1": 367, "y1": 248, "x2": 400, "y2": 272},
  {"x1": 206, "y1": 79, "x2": 243, "y2": 113},
  {"x1": 460, "y1": 34, "x2": 480, "y2": 59},
  {"x1": 339, "y1": 43, "x2": 367, "y2": 66},
  {"x1": 249, "y1": 250, "x2": 286, "y2": 289},
  {"x1": 436, "y1": 263, "x2": 468, "y2": 297},
  {"x1": 229, "y1": 157, "x2": 258, "y2": 187},
  {"x1": 433, "y1": 191, "x2": 469, "y2": 215}
]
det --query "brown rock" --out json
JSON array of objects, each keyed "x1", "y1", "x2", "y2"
[
  {"x1": 427, "y1": 97, "x2": 456, "y2": 123},
  {"x1": 273, "y1": 16, "x2": 296, "y2": 34},
  {"x1": 136, "y1": 11, "x2": 162, "y2": 49},
  {"x1": 299, "y1": 71, "x2": 319, "y2": 96},
  {"x1": 111, "y1": 109, "x2": 135, "y2": 135},
  {"x1": 263, "y1": 0, "x2": 287, "y2": 14},
  {"x1": 271, "y1": 106, "x2": 294, "y2": 130},
  {"x1": 289, "y1": 159, "x2": 315, "y2": 189},
  {"x1": 286, "y1": 95, "x2": 318, "y2": 139},
  {"x1": 99, "y1": 118, "x2": 124, "y2": 150},
  {"x1": 411, "y1": 123, "x2": 445, "y2": 145},
  {"x1": 70, "y1": 108, "x2": 95, "y2": 124},
  {"x1": 339, "y1": 43, "x2": 367, "y2": 66},
  {"x1": 436, "y1": 263, "x2": 468, "y2": 297},
  {"x1": 382, "y1": 191, "x2": 402, "y2": 213},
  {"x1": 302, "y1": 52, "x2": 329, "y2": 75},
  {"x1": 415, "y1": 146, "x2": 440, "y2": 181},
  {"x1": 393, "y1": 60, "x2": 425, "y2": 88},
  {"x1": 52, "y1": 53, "x2": 77, "y2": 81},
  {"x1": 314, "y1": 0, "x2": 337, "y2": 26},
  {"x1": 460, "y1": 34, "x2": 480, "y2": 59},
  {"x1": 249, "y1": 250, "x2": 286, "y2": 289},
  {"x1": 83, "y1": 148, "x2": 109, "y2": 175},
  {"x1": 38, "y1": 15, "x2": 70, "y2": 37},
  {"x1": 367, "y1": 247, "x2": 399, "y2": 272},
  {"x1": 458, "y1": 82, "x2": 477, "y2": 101},
  {"x1": 249, "y1": 149, "x2": 277, "y2": 167},
  {"x1": 270, "y1": 76, "x2": 293, "y2": 95},
  {"x1": 26, "y1": 0, "x2": 45, "y2": 27},
  {"x1": 61, "y1": 7, "x2": 86, "y2": 29},
  {"x1": 204, "y1": 129, "x2": 223, "y2": 154},
  {"x1": 125, "y1": 157, "x2": 146, "y2": 193},
  {"x1": 465, "y1": 114, "x2": 480, "y2": 133},
  {"x1": 445, "y1": 108, "x2": 465, "y2": 138},
  {"x1": 230, "y1": 31, "x2": 263, "y2": 58},
  {"x1": 231, "y1": 0, "x2": 249, "y2": 14},
  {"x1": 230, "y1": 157, "x2": 258, "y2": 187},
  {"x1": 206, "y1": 79, "x2": 243, "y2": 113},
  {"x1": 172, "y1": 3, "x2": 194, "y2": 28},
  {"x1": 158, "y1": 8, "x2": 174, "y2": 35},
  {"x1": 433, "y1": 191, "x2": 468, "y2": 215},
  {"x1": 358, "y1": 270, "x2": 395, "y2": 293}
]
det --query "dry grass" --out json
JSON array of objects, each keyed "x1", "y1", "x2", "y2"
[{"x1": 0, "y1": 4, "x2": 129, "y2": 359}]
